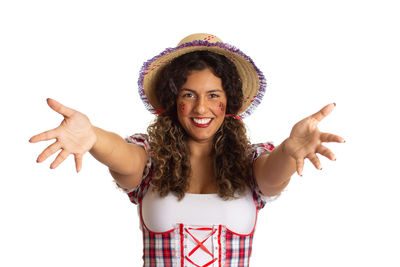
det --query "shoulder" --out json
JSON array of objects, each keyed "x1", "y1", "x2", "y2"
[
  {"x1": 125, "y1": 133, "x2": 150, "y2": 152},
  {"x1": 248, "y1": 142, "x2": 275, "y2": 161}
]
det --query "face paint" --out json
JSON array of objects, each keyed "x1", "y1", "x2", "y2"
[
  {"x1": 179, "y1": 103, "x2": 186, "y2": 114},
  {"x1": 176, "y1": 69, "x2": 227, "y2": 143},
  {"x1": 218, "y1": 102, "x2": 225, "y2": 113}
]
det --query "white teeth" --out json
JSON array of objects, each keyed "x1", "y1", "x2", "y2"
[{"x1": 192, "y1": 118, "x2": 212, "y2": 124}]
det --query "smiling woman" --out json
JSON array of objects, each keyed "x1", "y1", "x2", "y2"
[
  {"x1": 177, "y1": 69, "x2": 227, "y2": 143},
  {"x1": 146, "y1": 50, "x2": 254, "y2": 203},
  {"x1": 30, "y1": 33, "x2": 344, "y2": 267}
]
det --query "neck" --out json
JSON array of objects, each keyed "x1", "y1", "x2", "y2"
[{"x1": 187, "y1": 139, "x2": 214, "y2": 158}]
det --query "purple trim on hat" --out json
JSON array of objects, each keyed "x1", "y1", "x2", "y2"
[{"x1": 138, "y1": 40, "x2": 266, "y2": 119}]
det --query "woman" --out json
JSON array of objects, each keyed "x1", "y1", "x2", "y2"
[{"x1": 30, "y1": 33, "x2": 344, "y2": 266}]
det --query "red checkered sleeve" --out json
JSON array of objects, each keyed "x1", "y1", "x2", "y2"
[
  {"x1": 248, "y1": 142, "x2": 281, "y2": 210},
  {"x1": 116, "y1": 133, "x2": 152, "y2": 205}
]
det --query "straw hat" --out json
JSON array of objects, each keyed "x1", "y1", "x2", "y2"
[{"x1": 138, "y1": 33, "x2": 266, "y2": 119}]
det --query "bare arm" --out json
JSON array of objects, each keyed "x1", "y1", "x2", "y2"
[
  {"x1": 253, "y1": 140, "x2": 295, "y2": 196},
  {"x1": 89, "y1": 127, "x2": 147, "y2": 190}
]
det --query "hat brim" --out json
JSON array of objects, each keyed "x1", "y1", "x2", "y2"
[{"x1": 138, "y1": 40, "x2": 266, "y2": 119}]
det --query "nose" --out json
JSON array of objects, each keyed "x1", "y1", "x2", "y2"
[{"x1": 193, "y1": 96, "x2": 207, "y2": 114}]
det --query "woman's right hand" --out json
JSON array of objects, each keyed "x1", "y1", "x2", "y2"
[{"x1": 29, "y1": 98, "x2": 97, "y2": 173}]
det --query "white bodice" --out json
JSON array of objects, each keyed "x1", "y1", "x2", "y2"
[{"x1": 140, "y1": 185, "x2": 257, "y2": 234}]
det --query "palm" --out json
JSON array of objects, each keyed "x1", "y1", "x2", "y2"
[
  {"x1": 288, "y1": 117, "x2": 320, "y2": 153},
  {"x1": 29, "y1": 99, "x2": 97, "y2": 172},
  {"x1": 58, "y1": 111, "x2": 95, "y2": 153},
  {"x1": 284, "y1": 103, "x2": 345, "y2": 176}
]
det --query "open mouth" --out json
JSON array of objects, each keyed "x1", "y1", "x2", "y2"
[{"x1": 191, "y1": 118, "x2": 213, "y2": 127}]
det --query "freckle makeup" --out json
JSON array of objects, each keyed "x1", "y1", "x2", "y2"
[
  {"x1": 218, "y1": 102, "x2": 225, "y2": 113},
  {"x1": 179, "y1": 103, "x2": 185, "y2": 113}
]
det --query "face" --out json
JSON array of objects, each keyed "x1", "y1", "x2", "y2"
[{"x1": 177, "y1": 68, "x2": 227, "y2": 144}]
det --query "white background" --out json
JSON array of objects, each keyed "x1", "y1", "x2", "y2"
[{"x1": 1, "y1": 0, "x2": 399, "y2": 266}]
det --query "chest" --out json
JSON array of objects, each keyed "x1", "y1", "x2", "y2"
[
  {"x1": 140, "y1": 186, "x2": 257, "y2": 234},
  {"x1": 187, "y1": 157, "x2": 218, "y2": 194}
]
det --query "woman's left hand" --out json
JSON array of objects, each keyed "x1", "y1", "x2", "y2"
[{"x1": 283, "y1": 103, "x2": 345, "y2": 176}]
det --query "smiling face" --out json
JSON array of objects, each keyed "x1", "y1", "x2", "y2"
[{"x1": 177, "y1": 68, "x2": 227, "y2": 144}]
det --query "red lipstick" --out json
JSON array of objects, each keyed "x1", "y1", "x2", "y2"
[{"x1": 191, "y1": 118, "x2": 213, "y2": 128}]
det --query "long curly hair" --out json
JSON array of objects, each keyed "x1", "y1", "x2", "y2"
[{"x1": 147, "y1": 51, "x2": 252, "y2": 200}]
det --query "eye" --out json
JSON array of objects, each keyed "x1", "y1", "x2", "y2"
[
  {"x1": 209, "y1": 93, "x2": 220, "y2": 98},
  {"x1": 182, "y1": 93, "x2": 194, "y2": 98}
]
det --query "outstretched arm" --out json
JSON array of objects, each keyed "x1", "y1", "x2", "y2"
[
  {"x1": 253, "y1": 103, "x2": 345, "y2": 196},
  {"x1": 90, "y1": 127, "x2": 148, "y2": 190},
  {"x1": 29, "y1": 98, "x2": 147, "y2": 190}
]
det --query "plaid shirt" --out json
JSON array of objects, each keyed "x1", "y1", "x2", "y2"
[{"x1": 123, "y1": 134, "x2": 276, "y2": 267}]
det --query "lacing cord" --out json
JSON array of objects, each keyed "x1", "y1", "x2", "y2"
[{"x1": 184, "y1": 227, "x2": 218, "y2": 267}]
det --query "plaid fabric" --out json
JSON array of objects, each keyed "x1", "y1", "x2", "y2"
[
  {"x1": 248, "y1": 142, "x2": 275, "y2": 210},
  {"x1": 124, "y1": 134, "x2": 152, "y2": 204},
  {"x1": 141, "y1": 225, "x2": 256, "y2": 267},
  {"x1": 143, "y1": 229, "x2": 176, "y2": 267},
  {"x1": 123, "y1": 134, "x2": 276, "y2": 267},
  {"x1": 224, "y1": 230, "x2": 254, "y2": 267}
]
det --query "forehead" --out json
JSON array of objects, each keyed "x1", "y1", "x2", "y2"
[{"x1": 181, "y1": 69, "x2": 224, "y2": 92}]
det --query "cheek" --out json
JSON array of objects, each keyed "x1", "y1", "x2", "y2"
[
  {"x1": 217, "y1": 102, "x2": 226, "y2": 114},
  {"x1": 178, "y1": 102, "x2": 189, "y2": 115}
]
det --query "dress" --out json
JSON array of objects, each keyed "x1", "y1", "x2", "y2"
[{"x1": 121, "y1": 134, "x2": 278, "y2": 267}]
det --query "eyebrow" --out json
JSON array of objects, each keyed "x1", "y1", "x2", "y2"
[{"x1": 180, "y1": 88, "x2": 223, "y2": 93}]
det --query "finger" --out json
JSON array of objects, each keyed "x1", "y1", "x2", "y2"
[
  {"x1": 296, "y1": 158, "x2": 304, "y2": 176},
  {"x1": 74, "y1": 154, "x2": 83, "y2": 173},
  {"x1": 37, "y1": 141, "x2": 61, "y2": 163},
  {"x1": 29, "y1": 128, "x2": 58, "y2": 143},
  {"x1": 50, "y1": 149, "x2": 70, "y2": 169},
  {"x1": 316, "y1": 145, "x2": 336, "y2": 161},
  {"x1": 47, "y1": 98, "x2": 76, "y2": 118},
  {"x1": 307, "y1": 153, "x2": 322, "y2": 170},
  {"x1": 320, "y1": 132, "x2": 345, "y2": 143},
  {"x1": 309, "y1": 103, "x2": 335, "y2": 122}
]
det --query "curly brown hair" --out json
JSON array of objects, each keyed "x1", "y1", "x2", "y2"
[{"x1": 147, "y1": 51, "x2": 252, "y2": 200}]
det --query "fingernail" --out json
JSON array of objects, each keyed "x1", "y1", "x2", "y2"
[{"x1": 333, "y1": 103, "x2": 336, "y2": 106}]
